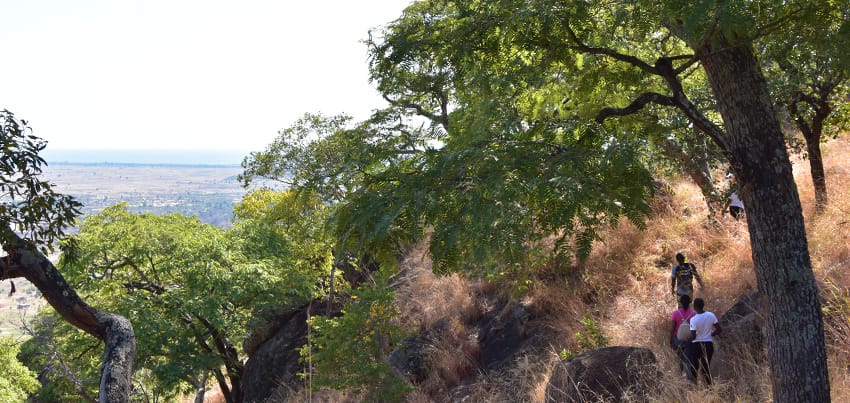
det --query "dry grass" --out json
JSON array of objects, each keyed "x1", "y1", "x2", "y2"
[
  {"x1": 593, "y1": 136, "x2": 850, "y2": 402},
  {"x1": 381, "y1": 137, "x2": 850, "y2": 402}
]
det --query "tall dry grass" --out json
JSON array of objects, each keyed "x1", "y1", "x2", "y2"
[{"x1": 589, "y1": 136, "x2": 850, "y2": 402}]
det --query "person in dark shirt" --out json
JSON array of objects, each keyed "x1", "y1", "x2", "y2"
[{"x1": 671, "y1": 252, "x2": 704, "y2": 300}]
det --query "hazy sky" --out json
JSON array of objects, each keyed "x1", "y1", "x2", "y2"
[{"x1": 2, "y1": 0, "x2": 411, "y2": 154}]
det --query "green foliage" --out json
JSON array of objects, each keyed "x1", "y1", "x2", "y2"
[
  {"x1": 232, "y1": 188, "x2": 334, "y2": 294},
  {"x1": 51, "y1": 202, "x2": 327, "y2": 399},
  {"x1": 300, "y1": 274, "x2": 410, "y2": 402},
  {"x1": 0, "y1": 337, "x2": 40, "y2": 402},
  {"x1": 575, "y1": 314, "x2": 609, "y2": 351},
  {"x1": 559, "y1": 314, "x2": 609, "y2": 360},
  {"x1": 18, "y1": 315, "x2": 103, "y2": 402},
  {"x1": 0, "y1": 110, "x2": 81, "y2": 251}
]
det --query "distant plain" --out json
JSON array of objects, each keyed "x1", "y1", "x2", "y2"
[
  {"x1": 2, "y1": 161, "x2": 252, "y2": 337},
  {"x1": 43, "y1": 162, "x2": 249, "y2": 227}
]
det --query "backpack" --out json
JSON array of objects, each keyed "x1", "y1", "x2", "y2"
[{"x1": 677, "y1": 315, "x2": 694, "y2": 341}]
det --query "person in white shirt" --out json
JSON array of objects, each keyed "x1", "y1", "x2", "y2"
[
  {"x1": 726, "y1": 174, "x2": 744, "y2": 220},
  {"x1": 686, "y1": 298, "x2": 722, "y2": 385}
]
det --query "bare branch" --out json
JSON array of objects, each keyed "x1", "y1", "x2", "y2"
[
  {"x1": 383, "y1": 94, "x2": 450, "y2": 130},
  {"x1": 2, "y1": 226, "x2": 135, "y2": 402},
  {"x1": 565, "y1": 25, "x2": 657, "y2": 74}
]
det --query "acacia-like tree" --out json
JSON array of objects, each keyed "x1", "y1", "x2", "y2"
[
  {"x1": 240, "y1": 2, "x2": 849, "y2": 400},
  {"x1": 0, "y1": 110, "x2": 135, "y2": 402},
  {"x1": 362, "y1": 2, "x2": 845, "y2": 401}
]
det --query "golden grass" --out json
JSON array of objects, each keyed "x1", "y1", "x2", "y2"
[
  {"x1": 387, "y1": 137, "x2": 850, "y2": 402},
  {"x1": 592, "y1": 136, "x2": 850, "y2": 402}
]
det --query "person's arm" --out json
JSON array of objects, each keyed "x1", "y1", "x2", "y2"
[
  {"x1": 671, "y1": 268, "x2": 677, "y2": 295},
  {"x1": 711, "y1": 321, "x2": 722, "y2": 337},
  {"x1": 692, "y1": 264, "x2": 704, "y2": 288}
]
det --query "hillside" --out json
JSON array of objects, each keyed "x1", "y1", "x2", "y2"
[{"x1": 274, "y1": 136, "x2": 850, "y2": 402}]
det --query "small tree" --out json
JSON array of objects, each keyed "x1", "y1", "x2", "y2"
[{"x1": 763, "y1": 11, "x2": 850, "y2": 212}]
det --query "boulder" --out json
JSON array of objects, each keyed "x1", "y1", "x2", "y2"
[
  {"x1": 477, "y1": 299, "x2": 531, "y2": 370},
  {"x1": 242, "y1": 301, "x2": 333, "y2": 403},
  {"x1": 712, "y1": 291, "x2": 766, "y2": 383},
  {"x1": 545, "y1": 346, "x2": 658, "y2": 403}
]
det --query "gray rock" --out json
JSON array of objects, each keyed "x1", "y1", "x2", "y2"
[
  {"x1": 712, "y1": 291, "x2": 766, "y2": 384},
  {"x1": 545, "y1": 346, "x2": 658, "y2": 403}
]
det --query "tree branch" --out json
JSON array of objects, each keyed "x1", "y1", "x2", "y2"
[
  {"x1": 565, "y1": 25, "x2": 657, "y2": 74},
  {"x1": 596, "y1": 92, "x2": 677, "y2": 123},
  {"x1": 2, "y1": 226, "x2": 135, "y2": 403},
  {"x1": 382, "y1": 94, "x2": 450, "y2": 130}
]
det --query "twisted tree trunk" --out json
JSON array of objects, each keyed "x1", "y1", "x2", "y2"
[{"x1": 1, "y1": 228, "x2": 135, "y2": 403}]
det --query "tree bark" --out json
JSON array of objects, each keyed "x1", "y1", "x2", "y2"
[
  {"x1": 805, "y1": 133, "x2": 828, "y2": 213},
  {"x1": 790, "y1": 95, "x2": 831, "y2": 213},
  {"x1": 1, "y1": 228, "x2": 136, "y2": 403},
  {"x1": 698, "y1": 41, "x2": 830, "y2": 402}
]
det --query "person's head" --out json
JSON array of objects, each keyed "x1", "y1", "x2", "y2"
[
  {"x1": 679, "y1": 294, "x2": 691, "y2": 309},
  {"x1": 675, "y1": 252, "x2": 686, "y2": 264},
  {"x1": 694, "y1": 298, "x2": 705, "y2": 312}
]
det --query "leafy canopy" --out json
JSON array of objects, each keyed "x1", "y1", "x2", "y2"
[
  {"x1": 0, "y1": 110, "x2": 80, "y2": 251},
  {"x1": 54, "y1": 203, "x2": 323, "y2": 398},
  {"x1": 0, "y1": 337, "x2": 40, "y2": 402}
]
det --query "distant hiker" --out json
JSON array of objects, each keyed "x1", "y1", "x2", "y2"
[
  {"x1": 726, "y1": 173, "x2": 744, "y2": 220},
  {"x1": 671, "y1": 252, "x2": 703, "y2": 299},
  {"x1": 670, "y1": 294, "x2": 696, "y2": 377},
  {"x1": 686, "y1": 298, "x2": 721, "y2": 386}
]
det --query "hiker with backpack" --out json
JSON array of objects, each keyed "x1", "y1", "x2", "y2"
[
  {"x1": 671, "y1": 252, "x2": 704, "y2": 300},
  {"x1": 670, "y1": 294, "x2": 696, "y2": 378}
]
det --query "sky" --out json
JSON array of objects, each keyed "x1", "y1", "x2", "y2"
[{"x1": 2, "y1": 0, "x2": 411, "y2": 161}]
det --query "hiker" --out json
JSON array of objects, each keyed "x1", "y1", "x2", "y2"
[
  {"x1": 726, "y1": 173, "x2": 744, "y2": 220},
  {"x1": 686, "y1": 298, "x2": 721, "y2": 385},
  {"x1": 671, "y1": 252, "x2": 704, "y2": 300},
  {"x1": 670, "y1": 294, "x2": 696, "y2": 377}
]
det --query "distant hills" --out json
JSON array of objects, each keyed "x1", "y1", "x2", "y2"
[{"x1": 43, "y1": 148, "x2": 251, "y2": 166}]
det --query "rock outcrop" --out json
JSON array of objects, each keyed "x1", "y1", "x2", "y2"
[
  {"x1": 712, "y1": 291, "x2": 766, "y2": 385},
  {"x1": 545, "y1": 346, "x2": 658, "y2": 403},
  {"x1": 242, "y1": 301, "x2": 333, "y2": 403}
]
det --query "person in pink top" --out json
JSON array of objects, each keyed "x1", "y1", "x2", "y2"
[{"x1": 670, "y1": 294, "x2": 696, "y2": 376}]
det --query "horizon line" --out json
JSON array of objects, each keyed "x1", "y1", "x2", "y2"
[{"x1": 42, "y1": 148, "x2": 253, "y2": 166}]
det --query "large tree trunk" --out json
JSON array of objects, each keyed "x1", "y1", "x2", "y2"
[
  {"x1": 698, "y1": 41, "x2": 829, "y2": 402},
  {"x1": 1, "y1": 229, "x2": 135, "y2": 403}
]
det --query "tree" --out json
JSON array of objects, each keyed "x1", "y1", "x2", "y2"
[
  {"x1": 361, "y1": 1, "x2": 845, "y2": 401},
  {"x1": 52, "y1": 204, "x2": 320, "y2": 403},
  {"x1": 0, "y1": 337, "x2": 40, "y2": 402},
  {"x1": 763, "y1": 9, "x2": 850, "y2": 212},
  {"x1": 300, "y1": 273, "x2": 409, "y2": 402},
  {"x1": 0, "y1": 110, "x2": 135, "y2": 402}
]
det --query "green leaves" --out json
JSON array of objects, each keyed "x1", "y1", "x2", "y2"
[
  {"x1": 301, "y1": 274, "x2": 410, "y2": 401},
  {"x1": 0, "y1": 110, "x2": 81, "y2": 252},
  {"x1": 0, "y1": 337, "x2": 40, "y2": 402},
  {"x1": 52, "y1": 202, "x2": 329, "y2": 398}
]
